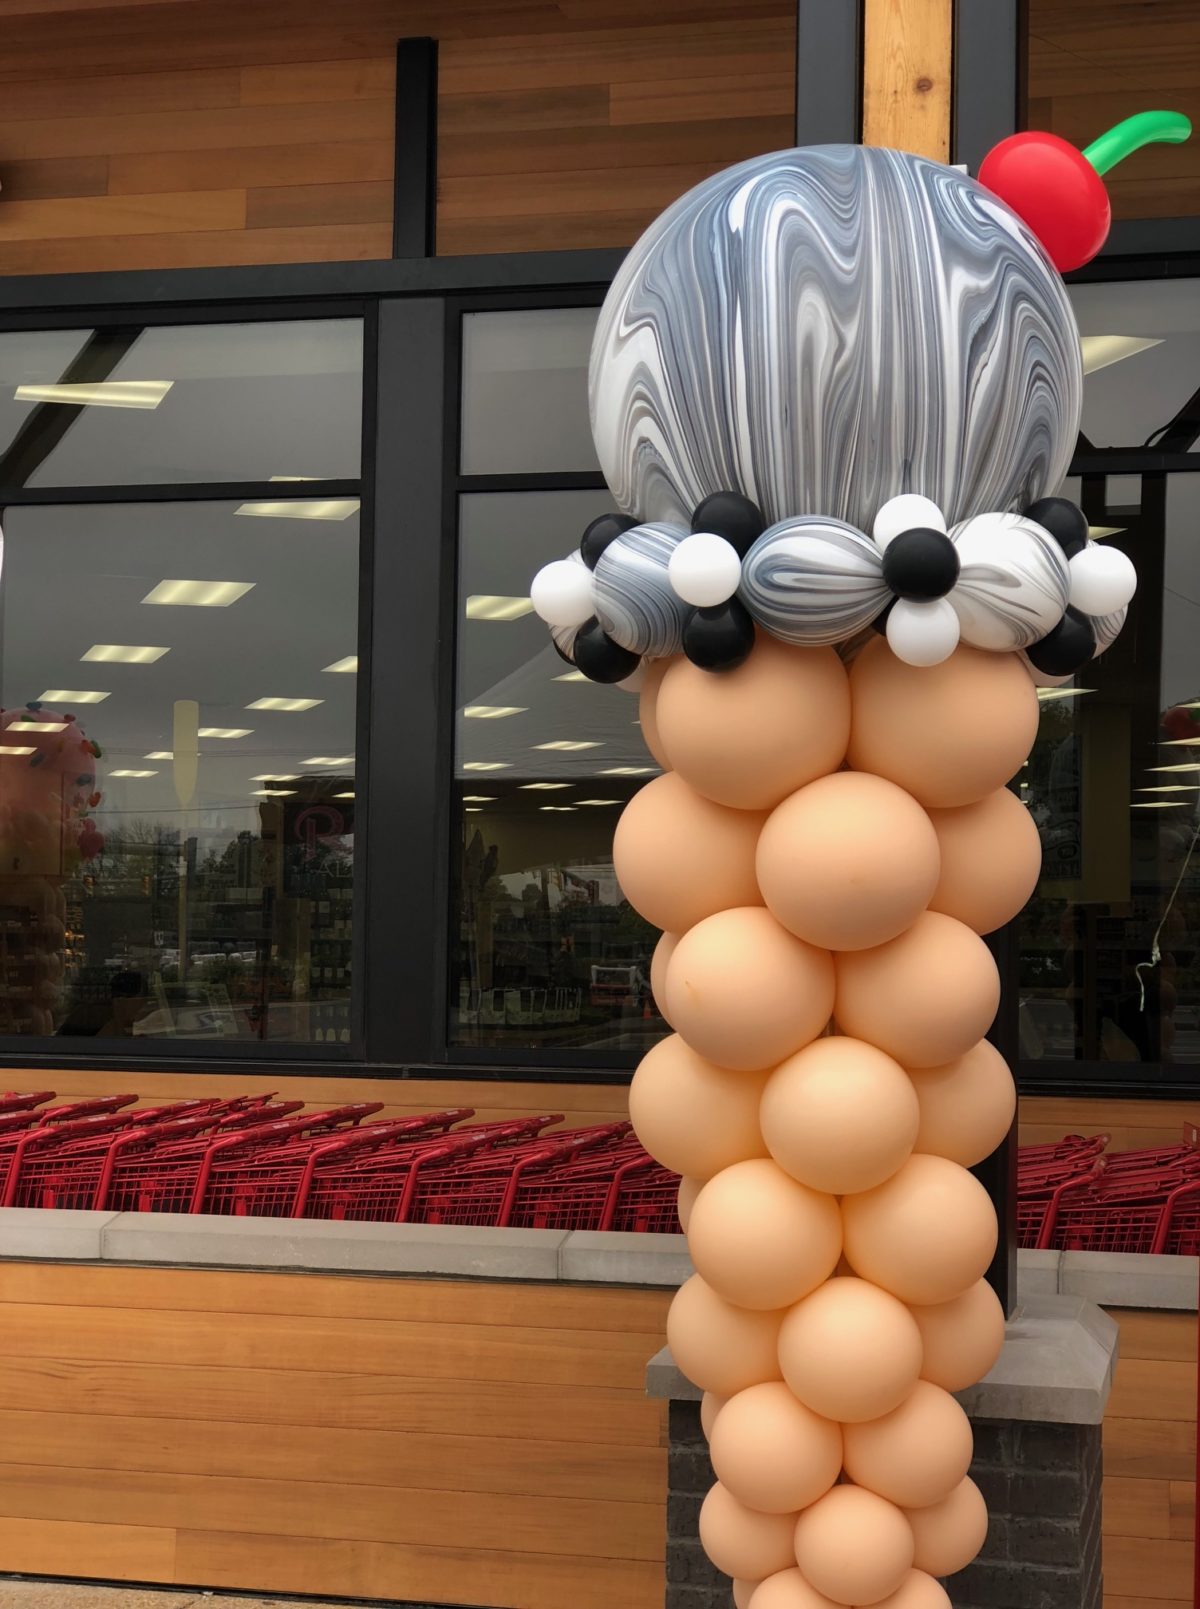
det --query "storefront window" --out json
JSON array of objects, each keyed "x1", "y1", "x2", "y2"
[
  {"x1": 460, "y1": 307, "x2": 600, "y2": 476},
  {"x1": 0, "y1": 318, "x2": 362, "y2": 1046},
  {"x1": 1020, "y1": 472, "x2": 1199, "y2": 1074},
  {"x1": 1025, "y1": 2, "x2": 1199, "y2": 220},
  {"x1": 452, "y1": 488, "x2": 668, "y2": 1055}
]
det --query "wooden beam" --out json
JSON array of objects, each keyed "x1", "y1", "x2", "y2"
[{"x1": 862, "y1": 0, "x2": 952, "y2": 160}]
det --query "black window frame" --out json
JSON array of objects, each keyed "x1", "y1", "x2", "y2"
[{"x1": 0, "y1": 231, "x2": 1192, "y2": 1102}]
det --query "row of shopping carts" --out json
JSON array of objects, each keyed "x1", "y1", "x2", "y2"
[
  {"x1": 0, "y1": 1089, "x2": 680, "y2": 1231},
  {"x1": 1018, "y1": 1129, "x2": 1200, "y2": 1255}
]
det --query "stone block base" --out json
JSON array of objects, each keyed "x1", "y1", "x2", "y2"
[{"x1": 665, "y1": 1402, "x2": 1104, "y2": 1609}]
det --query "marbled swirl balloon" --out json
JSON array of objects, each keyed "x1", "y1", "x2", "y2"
[
  {"x1": 592, "y1": 521, "x2": 690, "y2": 656},
  {"x1": 950, "y1": 512, "x2": 1070, "y2": 651},
  {"x1": 589, "y1": 145, "x2": 1082, "y2": 533},
  {"x1": 739, "y1": 516, "x2": 888, "y2": 645}
]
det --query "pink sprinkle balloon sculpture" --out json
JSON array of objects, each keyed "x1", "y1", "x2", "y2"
[{"x1": 531, "y1": 116, "x2": 1189, "y2": 1608}]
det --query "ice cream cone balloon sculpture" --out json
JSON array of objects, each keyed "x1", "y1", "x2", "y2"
[{"x1": 531, "y1": 116, "x2": 1188, "y2": 1605}]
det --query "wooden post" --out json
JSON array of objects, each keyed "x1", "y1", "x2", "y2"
[{"x1": 862, "y1": 0, "x2": 953, "y2": 161}]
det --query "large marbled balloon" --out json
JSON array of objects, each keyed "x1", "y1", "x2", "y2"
[{"x1": 590, "y1": 145, "x2": 1082, "y2": 532}]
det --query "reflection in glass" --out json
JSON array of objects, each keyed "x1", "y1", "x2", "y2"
[
  {"x1": 0, "y1": 503, "x2": 358, "y2": 1044},
  {"x1": 1019, "y1": 474, "x2": 1200, "y2": 1070},
  {"x1": 1069, "y1": 279, "x2": 1200, "y2": 454},
  {"x1": 1025, "y1": 4, "x2": 1199, "y2": 221},
  {"x1": 0, "y1": 320, "x2": 362, "y2": 487},
  {"x1": 460, "y1": 308, "x2": 600, "y2": 476},
  {"x1": 452, "y1": 491, "x2": 668, "y2": 1054}
]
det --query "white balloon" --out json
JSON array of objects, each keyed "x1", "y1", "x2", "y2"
[
  {"x1": 873, "y1": 494, "x2": 947, "y2": 551},
  {"x1": 668, "y1": 531, "x2": 743, "y2": 606},
  {"x1": 1069, "y1": 542, "x2": 1137, "y2": 616},
  {"x1": 531, "y1": 557, "x2": 595, "y2": 628},
  {"x1": 886, "y1": 597, "x2": 961, "y2": 666}
]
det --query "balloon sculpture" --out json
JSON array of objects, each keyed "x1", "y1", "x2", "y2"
[{"x1": 531, "y1": 116, "x2": 1188, "y2": 1608}]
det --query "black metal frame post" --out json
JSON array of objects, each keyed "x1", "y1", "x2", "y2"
[
  {"x1": 393, "y1": 38, "x2": 438, "y2": 259},
  {"x1": 795, "y1": 0, "x2": 863, "y2": 147}
]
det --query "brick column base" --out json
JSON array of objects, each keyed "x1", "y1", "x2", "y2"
[{"x1": 665, "y1": 1402, "x2": 1104, "y2": 1609}]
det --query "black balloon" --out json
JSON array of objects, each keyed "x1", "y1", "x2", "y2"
[
  {"x1": 682, "y1": 598, "x2": 756, "y2": 672},
  {"x1": 580, "y1": 513, "x2": 638, "y2": 570},
  {"x1": 1025, "y1": 497, "x2": 1089, "y2": 559},
  {"x1": 1027, "y1": 606, "x2": 1096, "y2": 676},
  {"x1": 691, "y1": 491, "x2": 765, "y2": 557},
  {"x1": 573, "y1": 616, "x2": 642, "y2": 683},
  {"x1": 881, "y1": 527, "x2": 960, "y2": 600}
]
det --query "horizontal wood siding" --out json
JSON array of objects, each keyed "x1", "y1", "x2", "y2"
[{"x1": 0, "y1": 0, "x2": 795, "y2": 274}]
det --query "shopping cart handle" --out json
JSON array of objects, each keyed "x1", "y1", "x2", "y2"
[{"x1": 0, "y1": 1090, "x2": 55, "y2": 1111}]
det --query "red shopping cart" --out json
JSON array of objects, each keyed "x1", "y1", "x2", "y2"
[
  {"x1": 6, "y1": 1113, "x2": 218, "y2": 1211},
  {"x1": 0, "y1": 1090, "x2": 54, "y2": 1114},
  {"x1": 0, "y1": 1113, "x2": 140, "y2": 1207},
  {"x1": 36, "y1": 1094, "x2": 138, "y2": 1124},
  {"x1": 1038, "y1": 1162, "x2": 1200, "y2": 1254},
  {"x1": 406, "y1": 1125, "x2": 631, "y2": 1228},
  {"x1": 1153, "y1": 1178, "x2": 1200, "y2": 1256}
]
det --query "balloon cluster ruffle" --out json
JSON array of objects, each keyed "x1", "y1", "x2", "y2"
[
  {"x1": 532, "y1": 494, "x2": 1135, "y2": 682},
  {"x1": 620, "y1": 638, "x2": 1038, "y2": 1608}
]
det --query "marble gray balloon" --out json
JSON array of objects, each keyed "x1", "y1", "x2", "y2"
[
  {"x1": 590, "y1": 145, "x2": 1082, "y2": 534},
  {"x1": 1091, "y1": 605, "x2": 1127, "y2": 656},
  {"x1": 591, "y1": 521, "x2": 690, "y2": 656},
  {"x1": 739, "y1": 516, "x2": 889, "y2": 645},
  {"x1": 949, "y1": 512, "x2": 1070, "y2": 651}
]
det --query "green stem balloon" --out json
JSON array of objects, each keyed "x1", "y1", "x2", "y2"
[{"x1": 1083, "y1": 111, "x2": 1192, "y2": 176}]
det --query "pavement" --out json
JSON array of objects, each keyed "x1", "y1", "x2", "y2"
[{"x1": 0, "y1": 1588, "x2": 370, "y2": 1608}]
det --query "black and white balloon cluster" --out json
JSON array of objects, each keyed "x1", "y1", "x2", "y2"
[{"x1": 530, "y1": 493, "x2": 1136, "y2": 682}]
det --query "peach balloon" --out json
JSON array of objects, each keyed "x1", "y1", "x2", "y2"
[
  {"x1": 699, "y1": 1482, "x2": 798, "y2": 1582},
  {"x1": 651, "y1": 930, "x2": 679, "y2": 1024},
  {"x1": 777, "y1": 1278, "x2": 923, "y2": 1423},
  {"x1": 911, "y1": 1279, "x2": 1006, "y2": 1393},
  {"x1": 905, "y1": 1477, "x2": 989, "y2": 1577},
  {"x1": 667, "y1": 1275, "x2": 784, "y2": 1397},
  {"x1": 842, "y1": 1381, "x2": 974, "y2": 1508},
  {"x1": 792, "y1": 1485, "x2": 914, "y2": 1606},
  {"x1": 677, "y1": 1175, "x2": 702, "y2": 1233},
  {"x1": 761, "y1": 1036, "x2": 919, "y2": 1195},
  {"x1": 842, "y1": 1155, "x2": 998, "y2": 1306},
  {"x1": 665, "y1": 907, "x2": 835, "y2": 1072},
  {"x1": 757, "y1": 773, "x2": 940, "y2": 951},
  {"x1": 700, "y1": 1390, "x2": 727, "y2": 1441},
  {"x1": 709, "y1": 1381, "x2": 842, "y2": 1514},
  {"x1": 909, "y1": 1039, "x2": 1016, "y2": 1167},
  {"x1": 927, "y1": 786, "x2": 1042, "y2": 933},
  {"x1": 833, "y1": 911, "x2": 999, "y2": 1068},
  {"x1": 655, "y1": 635, "x2": 850, "y2": 810},
  {"x1": 629, "y1": 1034, "x2": 769, "y2": 1178},
  {"x1": 847, "y1": 638, "x2": 1039, "y2": 809},
  {"x1": 614, "y1": 773, "x2": 765, "y2": 933},
  {"x1": 749, "y1": 1568, "x2": 842, "y2": 1609},
  {"x1": 688, "y1": 1159, "x2": 842, "y2": 1310},
  {"x1": 867, "y1": 1570, "x2": 953, "y2": 1609},
  {"x1": 638, "y1": 655, "x2": 672, "y2": 769}
]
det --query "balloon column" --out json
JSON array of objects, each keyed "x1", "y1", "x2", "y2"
[{"x1": 531, "y1": 119, "x2": 1188, "y2": 1608}]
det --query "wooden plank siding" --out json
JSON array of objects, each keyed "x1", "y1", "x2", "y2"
[
  {"x1": 1027, "y1": 0, "x2": 1200, "y2": 220},
  {"x1": 0, "y1": 1261, "x2": 671, "y2": 1608},
  {"x1": 0, "y1": 0, "x2": 796, "y2": 274},
  {"x1": 0, "y1": 1258, "x2": 1190, "y2": 1605}
]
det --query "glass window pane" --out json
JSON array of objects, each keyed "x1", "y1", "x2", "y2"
[
  {"x1": 460, "y1": 308, "x2": 600, "y2": 475},
  {"x1": 1070, "y1": 279, "x2": 1200, "y2": 453},
  {"x1": 0, "y1": 501, "x2": 358, "y2": 1045},
  {"x1": 1025, "y1": 3, "x2": 1199, "y2": 220},
  {"x1": 1019, "y1": 472, "x2": 1200, "y2": 1072},
  {"x1": 452, "y1": 490, "x2": 668, "y2": 1056},
  {"x1": 0, "y1": 319, "x2": 362, "y2": 487}
]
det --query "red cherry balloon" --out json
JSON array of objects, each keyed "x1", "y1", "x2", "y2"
[
  {"x1": 979, "y1": 112, "x2": 1192, "y2": 275},
  {"x1": 978, "y1": 132, "x2": 1109, "y2": 273}
]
